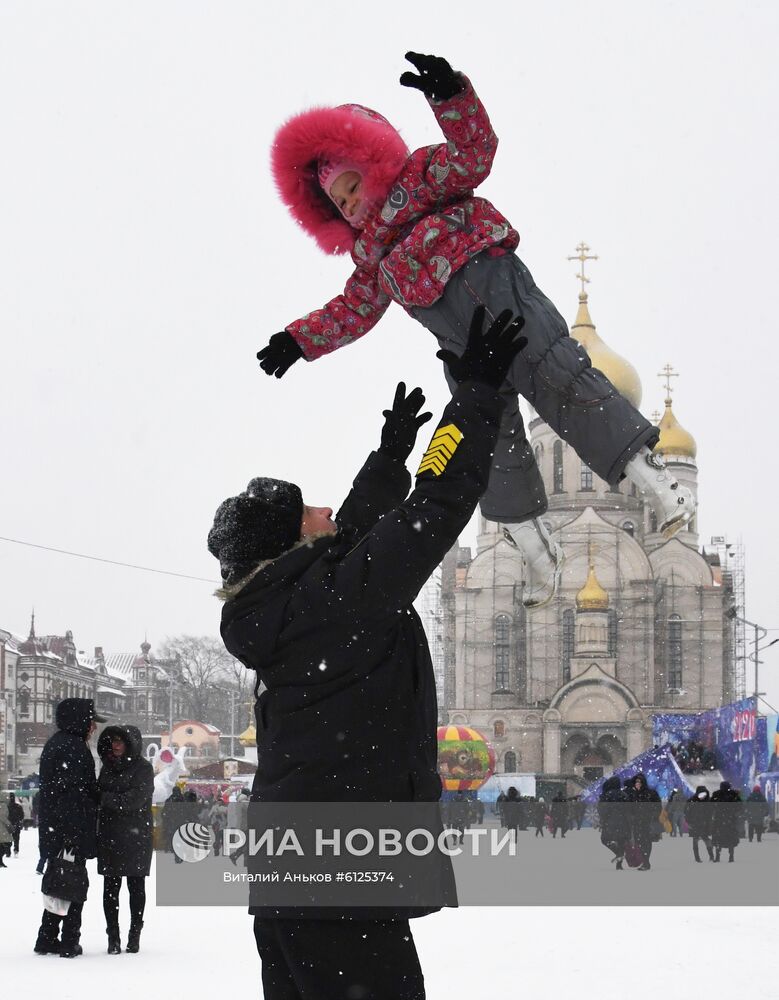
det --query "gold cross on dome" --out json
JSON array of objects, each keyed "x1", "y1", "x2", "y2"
[
  {"x1": 658, "y1": 363, "x2": 679, "y2": 404},
  {"x1": 567, "y1": 242, "x2": 599, "y2": 295},
  {"x1": 651, "y1": 409, "x2": 662, "y2": 423}
]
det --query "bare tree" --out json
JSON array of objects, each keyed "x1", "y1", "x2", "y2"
[{"x1": 160, "y1": 635, "x2": 234, "y2": 725}]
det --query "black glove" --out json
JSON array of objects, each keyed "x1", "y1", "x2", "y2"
[
  {"x1": 436, "y1": 306, "x2": 527, "y2": 389},
  {"x1": 379, "y1": 382, "x2": 433, "y2": 463},
  {"x1": 399, "y1": 51, "x2": 464, "y2": 102},
  {"x1": 257, "y1": 331, "x2": 304, "y2": 379}
]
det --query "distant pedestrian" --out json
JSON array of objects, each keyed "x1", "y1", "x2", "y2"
[
  {"x1": 684, "y1": 786, "x2": 714, "y2": 862},
  {"x1": 502, "y1": 787, "x2": 523, "y2": 848},
  {"x1": 550, "y1": 793, "x2": 567, "y2": 839},
  {"x1": 625, "y1": 773, "x2": 662, "y2": 870},
  {"x1": 667, "y1": 789, "x2": 686, "y2": 838},
  {"x1": 598, "y1": 777, "x2": 628, "y2": 869},
  {"x1": 711, "y1": 781, "x2": 743, "y2": 862},
  {"x1": 8, "y1": 793, "x2": 25, "y2": 855},
  {"x1": 0, "y1": 793, "x2": 13, "y2": 866},
  {"x1": 745, "y1": 785, "x2": 769, "y2": 843},
  {"x1": 532, "y1": 797, "x2": 545, "y2": 838}
]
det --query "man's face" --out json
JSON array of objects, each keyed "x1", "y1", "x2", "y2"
[{"x1": 300, "y1": 504, "x2": 337, "y2": 540}]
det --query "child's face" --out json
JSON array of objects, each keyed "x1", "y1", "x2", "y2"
[{"x1": 328, "y1": 170, "x2": 364, "y2": 222}]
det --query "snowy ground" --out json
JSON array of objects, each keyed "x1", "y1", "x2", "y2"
[{"x1": 3, "y1": 826, "x2": 776, "y2": 999}]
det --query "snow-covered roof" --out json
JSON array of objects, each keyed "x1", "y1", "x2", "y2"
[{"x1": 105, "y1": 653, "x2": 137, "y2": 678}]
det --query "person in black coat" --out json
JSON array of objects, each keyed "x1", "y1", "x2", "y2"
[
  {"x1": 710, "y1": 780, "x2": 743, "y2": 862},
  {"x1": 7, "y1": 793, "x2": 24, "y2": 855},
  {"x1": 97, "y1": 724, "x2": 154, "y2": 954},
  {"x1": 209, "y1": 307, "x2": 526, "y2": 1000},
  {"x1": 625, "y1": 772, "x2": 662, "y2": 870},
  {"x1": 502, "y1": 787, "x2": 523, "y2": 849},
  {"x1": 550, "y1": 794, "x2": 567, "y2": 838},
  {"x1": 745, "y1": 785, "x2": 769, "y2": 843},
  {"x1": 684, "y1": 786, "x2": 714, "y2": 862},
  {"x1": 34, "y1": 698, "x2": 104, "y2": 958},
  {"x1": 598, "y1": 776, "x2": 628, "y2": 869}
]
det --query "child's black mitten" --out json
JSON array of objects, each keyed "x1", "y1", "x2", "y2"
[
  {"x1": 399, "y1": 52, "x2": 464, "y2": 102},
  {"x1": 379, "y1": 382, "x2": 433, "y2": 463},
  {"x1": 257, "y1": 331, "x2": 304, "y2": 378},
  {"x1": 436, "y1": 306, "x2": 527, "y2": 389}
]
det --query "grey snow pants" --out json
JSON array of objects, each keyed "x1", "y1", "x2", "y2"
[{"x1": 412, "y1": 252, "x2": 659, "y2": 522}]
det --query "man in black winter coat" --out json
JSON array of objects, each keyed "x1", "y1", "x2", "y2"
[
  {"x1": 598, "y1": 776, "x2": 628, "y2": 868},
  {"x1": 35, "y1": 697, "x2": 104, "y2": 958},
  {"x1": 209, "y1": 307, "x2": 526, "y2": 1000}
]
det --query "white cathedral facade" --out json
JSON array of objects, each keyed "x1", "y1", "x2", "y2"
[{"x1": 439, "y1": 266, "x2": 738, "y2": 791}]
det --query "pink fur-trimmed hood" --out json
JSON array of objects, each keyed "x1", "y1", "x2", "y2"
[{"x1": 271, "y1": 103, "x2": 408, "y2": 256}]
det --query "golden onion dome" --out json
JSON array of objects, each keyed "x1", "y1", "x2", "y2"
[
  {"x1": 572, "y1": 293, "x2": 643, "y2": 409},
  {"x1": 655, "y1": 399, "x2": 697, "y2": 459},
  {"x1": 238, "y1": 722, "x2": 256, "y2": 748},
  {"x1": 576, "y1": 561, "x2": 609, "y2": 613}
]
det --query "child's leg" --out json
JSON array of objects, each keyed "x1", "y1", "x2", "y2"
[
  {"x1": 426, "y1": 252, "x2": 658, "y2": 480},
  {"x1": 437, "y1": 360, "x2": 546, "y2": 523},
  {"x1": 414, "y1": 303, "x2": 562, "y2": 606},
  {"x1": 423, "y1": 252, "x2": 694, "y2": 536}
]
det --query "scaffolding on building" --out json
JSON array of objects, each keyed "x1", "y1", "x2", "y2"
[{"x1": 711, "y1": 535, "x2": 746, "y2": 700}]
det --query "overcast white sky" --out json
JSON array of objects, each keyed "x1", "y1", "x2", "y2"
[{"x1": 1, "y1": 2, "x2": 777, "y2": 704}]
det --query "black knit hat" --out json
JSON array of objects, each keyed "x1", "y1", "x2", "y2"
[{"x1": 208, "y1": 477, "x2": 304, "y2": 584}]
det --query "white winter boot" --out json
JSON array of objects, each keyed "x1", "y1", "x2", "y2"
[
  {"x1": 623, "y1": 446, "x2": 695, "y2": 539},
  {"x1": 503, "y1": 518, "x2": 564, "y2": 609}
]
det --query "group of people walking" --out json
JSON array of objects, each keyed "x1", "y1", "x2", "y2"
[
  {"x1": 598, "y1": 775, "x2": 769, "y2": 870},
  {"x1": 33, "y1": 697, "x2": 154, "y2": 958}
]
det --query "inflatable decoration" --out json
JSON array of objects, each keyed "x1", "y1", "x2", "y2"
[{"x1": 437, "y1": 724, "x2": 496, "y2": 792}]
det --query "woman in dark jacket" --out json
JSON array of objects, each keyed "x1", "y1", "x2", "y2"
[
  {"x1": 710, "y1": 780, "x2": 743, "y2": 862},
  {"x1": 684, "y1": 786, "x2": 714, "y2": 862},
  {"x1": 97, "y1": 725, "x2": 154, "y2": 954},
  {"x1": 598, "y1": 776, "x2": 628, "y2": 869},
  {"x1": 625, "y1": 772, "x2": 662, "y2": 870}
]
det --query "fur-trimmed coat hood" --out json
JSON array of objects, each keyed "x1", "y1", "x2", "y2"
[{"x1": 272, "y1": 102, "x2": 408, "y2": 255}]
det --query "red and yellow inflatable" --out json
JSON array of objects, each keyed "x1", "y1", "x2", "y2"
[{"x1": 437, "y1": 724, "x2": 496, "y2": 792}]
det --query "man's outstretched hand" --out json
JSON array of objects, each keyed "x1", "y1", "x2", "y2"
[
  {"x1": 379, "y1": 382, "x2": 433, "y2": 463},
  {"x1": 257, "y1": 331, "x2": 304, "y2": 378},
  {"x1": 436, "y1": 306, "x2": 527, "y2": 389},
  {"x1": 399, "y1": 52, "x2": 463, "y2": 102}
]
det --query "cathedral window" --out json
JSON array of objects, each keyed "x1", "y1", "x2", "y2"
[
  {"x1": 504, "y1": 750, "x2": 517, "y2": 772},
  {"x1": 533, "y1": 444, "x2": 543, "y2": 472},
  {"x1": 494, "y1": 614, "x2": 511, "y2": 691},
  {"x1": 553, "y1": 440, "x2": 564, "y2": 493},
  {"x1": 622, "y1": 521, "x2": 635, "y2": 537},
  {"x1": 668, "y1": 614, "x2": 683, "y2": 689},
  {"x1": 493, "y1": 720, "x2": 505, "y2": 738},
  {"x1": 608, "y1": 609, "x2": 618, "y2": 656},
  {"x1": 561, "y1": 609, "x2": 575, "y2": 683},
  {"x1": 649, "y1": 510, "x2": 658, "y2": 534},
  {"x1": 580, "y1": 463, "x2": 594, "y2": 491},
  {"x1": 631, "y1": 482, "x2": 638, "y2": 498}
]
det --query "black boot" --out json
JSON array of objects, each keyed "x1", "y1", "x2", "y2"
[
  {"x1": 34, "y1": 938, "x2": 61, "y2": 955},
  {"x1": 126, "y1": 920, "x2": 143, "y2": 953},
  {"x1": 107, "y1": 928, "x2": 121, "y2": 955},
  {"x1": 60, "y1": 943, "x2": 83, "y2": 958}
]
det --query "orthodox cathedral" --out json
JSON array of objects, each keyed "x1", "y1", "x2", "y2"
[{"x1": 438, "y1": 245, "x2": 738, "y2": 790}]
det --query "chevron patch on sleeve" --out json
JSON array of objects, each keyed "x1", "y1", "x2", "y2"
[{"x1": 416, "y1": 423, "x2": 464, "y2": 477}]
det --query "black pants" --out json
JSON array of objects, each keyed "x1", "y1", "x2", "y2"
[
  {"x1": 12, "y1": 827, "x2": 21, "y2": 853},
  {"x1": 692, "y1": 835, "x2": 713, "y2": 861},
  {"x1": 37, "y1": 901, "x2": 85, "y2": 949},
  {"x1": 103, "y1": 875, "x2": 146, "y2": 931},
  {"x1": 748, "y1": 823, "x2": 763, "y2": 843},
  {"x1": 412, "y1": 253, "x2": 658, "y2": 521},
  {"x1": 253, "y1": 917, "x2": 426, "y2": 999}
]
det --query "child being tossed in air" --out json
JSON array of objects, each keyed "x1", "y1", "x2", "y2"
[{"x1": 259, "y1": 51, "x2": 694, "y2": 607}]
